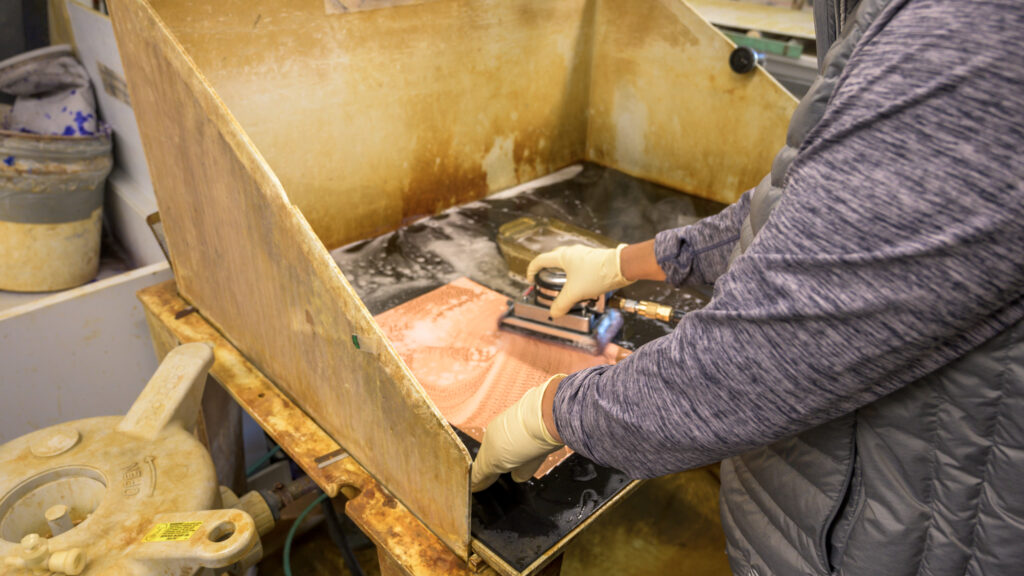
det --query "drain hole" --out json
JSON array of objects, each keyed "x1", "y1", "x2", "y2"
[
  {"x1": 208, "y1": 521, "x2": 236, "y2": 543},
  {"x1": 0, "y1": 467, "x2": 107, "y2": 542}
]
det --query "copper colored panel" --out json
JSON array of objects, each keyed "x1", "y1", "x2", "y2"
[{"x1": 375, "y1": 278, "x2": 621, "y2": 477}]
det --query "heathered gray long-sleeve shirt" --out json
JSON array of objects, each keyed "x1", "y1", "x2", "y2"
[{"x1": 553, "y1": 0, "x2": 1024, "y2": 479}]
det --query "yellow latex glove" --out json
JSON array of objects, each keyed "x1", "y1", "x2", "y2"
[
  {"x1": 526, "y1": 244, "x2": 634, "y2": 319},
  {"x1": 471, "y1": 375, "x2": 566, "y2": 492}
]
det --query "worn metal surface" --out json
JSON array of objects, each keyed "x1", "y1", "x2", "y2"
[
  {"x1": 111, "y1": 0, "x2": 473, "y2": 558},
  {"x1": 137, "y1": 281, "x2": 485, "y2": 576},
  {"x1": 112, "y1": 0, "x2": 794, "y2": 565},
  {"x1": 136, "y1": 0, "x2": 793, "y2": 250},
  {"x1": 349, "y1": 482, "x2": 478, "y2": 576},
  {"x1": 144, "y1": 0, "x2": 593, "y2": 251},
  {"x1": 139, "y1": 281, "x2": 359, "y2": 500},
  {"x1": 586, "y1": 0, "x2": 797, "y2": 204}
]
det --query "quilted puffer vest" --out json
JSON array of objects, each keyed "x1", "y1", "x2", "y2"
[{"x1": 719, "y1": 0, "x2": 1024, "y2": 574}]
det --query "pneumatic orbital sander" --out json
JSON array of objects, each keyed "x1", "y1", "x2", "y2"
[
  {"x1": 499, "y1": 266, "x2": 691, "y2": 354},
  {"x1": 499, "y1": 267, "x2": 625, "y2": 354}
]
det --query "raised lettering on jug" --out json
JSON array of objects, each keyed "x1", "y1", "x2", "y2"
[{"x1": 122, "y1": 462, "x2": 143, "y2": 497}]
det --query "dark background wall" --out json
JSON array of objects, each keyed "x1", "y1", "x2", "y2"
[{"x1": 1, "y1": 0, "x2": 50, "y2": 103}]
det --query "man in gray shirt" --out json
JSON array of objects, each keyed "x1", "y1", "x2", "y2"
[{"x1": 472, "y1": 0, "x2": 1023, "y2": 573}]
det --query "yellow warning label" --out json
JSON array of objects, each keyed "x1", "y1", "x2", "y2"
[{"x1": 143, "y1": 521, "x2": 203, "y2": 542}]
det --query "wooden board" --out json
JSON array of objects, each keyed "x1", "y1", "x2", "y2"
[
  {"x1": 586, "y1": 0, "x2": 798, "y2": 204},
  {"x1": 109, "y1": 0, "x2": 473, "y2": 558}
]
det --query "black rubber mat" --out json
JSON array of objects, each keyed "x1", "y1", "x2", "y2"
[{"x1": 458, "y1": 428, "x2": 632, "y2": 572}]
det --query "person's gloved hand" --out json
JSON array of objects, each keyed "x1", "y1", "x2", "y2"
[
  {"x1": 526, "y1": 244, "x2": 634, "y2": 319},
  {"x1": 471, "y1": 375, "x2": 566, "y2": 492}
]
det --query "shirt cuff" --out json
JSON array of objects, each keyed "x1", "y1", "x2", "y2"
[{"x1": 655, "y1": 228, "x2": 695, "y2": 286}]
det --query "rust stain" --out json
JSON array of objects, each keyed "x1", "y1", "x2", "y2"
[
  {"x1": 122, "y1": 0, "x2": 475, "y2": 559},
  {"x1": 139, "y1": 282, "x2": 471, "y2": 575},
  {"x1": 402, "y1": 143, "x2": 490, "y2": 227},
  {"x1": 612, "y1": 0, "x2": 699, "y2": 51},
  {"x1": 149, "y1": 0, "x2": 592, "y2": 251},
  {"x1": 346, "y1": 481, "x2": 470, "y2": 576},
  {"x1": 122, "y1": 0, "x2": 799, "y2": 567}
]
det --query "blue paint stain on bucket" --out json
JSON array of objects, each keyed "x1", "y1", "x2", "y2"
[
  {"x1": 2, "y1": 156, "x2": 13, "y2": 166},
  {"x1": 73, "y1": 111, "x2": 94, "y2": 136}
]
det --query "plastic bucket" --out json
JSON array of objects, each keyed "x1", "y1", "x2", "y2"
[{"x1": 0, "y1": 129, "x2": 113, "y2": 292}]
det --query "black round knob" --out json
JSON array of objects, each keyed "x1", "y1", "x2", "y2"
[{"x1": 729, "y1": 46, "x2": 765, "y2": 74}]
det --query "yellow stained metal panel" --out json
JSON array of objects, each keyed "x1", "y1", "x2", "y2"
[
  {"x1": 109, "y1": 0, "x2": 796, "y2": 567},
  {"x1": 586, "y1": 0, "x2": 797, "y2": 204},
  {"x1": 109, "y1": 0, "x2": 474, "y2": 557}
]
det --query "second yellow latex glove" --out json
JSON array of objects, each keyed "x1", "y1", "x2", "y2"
[
  {"x1": 471, "y1": 375, "x2": 566, "y2": 492},
  {"x1": 526, "y1": 244, "x2": 634, "y2": 318}
]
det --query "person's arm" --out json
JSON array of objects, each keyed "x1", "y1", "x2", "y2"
[
  {"x1": 651, "y1": 189, "x2": 752, "y2": 287},
  {"x1": 551, "y1": 0, "x2": 1024, "y2": 477},
  {"x1": 615, "y1": 188, "x2": 759, "y2": 284},
  {"x1": 525, "y1": 192, "x2": 753, "y2": 318},
  {"x1": 619, "y1": 240, "x2": 665, "y2": 282}
]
